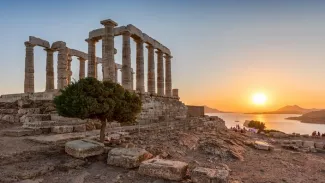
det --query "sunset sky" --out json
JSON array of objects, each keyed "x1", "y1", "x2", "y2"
[{"x1": 1, "y1": 0, "x2": 325, "y2": 112}]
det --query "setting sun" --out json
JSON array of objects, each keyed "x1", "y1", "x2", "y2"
[{"x1": 252, "y1": 93, "x2": 267, "y2": 105}]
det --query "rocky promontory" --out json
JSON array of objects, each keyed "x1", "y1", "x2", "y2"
[{"x1": 287, "y1": 110, "x2": 325, "y2": 124}]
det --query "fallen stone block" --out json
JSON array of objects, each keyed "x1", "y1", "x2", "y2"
[
  {"x1": 51, "y1": 126, "x2": 74, "y2": 134},
  {"x1": 254, "y1": 141, "x2": 274, "y2": 151},
  {"x1": 138, "y1": 159, "x2": 188, "y2": 181},
  {"x1": 303, "y1": 141, "x2": 315, "y2": 148},
  {"x1": 65, "y1": 139, "x2": 104, "y2": 158},
  {"x1": 191, "y1": 167, "x2": 229, "y2": 183},
  {"x1": 291, "y1": 140, "x2": 303, "y2": 147},
  {"x1": 107, "y1": 147, "x2": 153, "y2": 168},
  {"x1": 23, "y1": 120, "x2": 57, "y2": 129},
  {"x1": 73, "y1": 124, "x2": 86, "y2": 132}
]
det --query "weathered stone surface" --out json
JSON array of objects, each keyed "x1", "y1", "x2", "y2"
[
  {"x1": 107, "y1": 148, "x2": 153, "y2": 168},
  {"x1": 27, "y1": 132, "x2": 85, "y2": 144},
  {"x1": 303, "y1": 141, "x2": 315, "y2": 148},
  {"x1": 2, "y1": 114, "x2": 19, "y2": 123},
  {"x1": 191, "y1": 167, "x2": 229, "y2": 183},
  {"x1": 291, "y1": 140, "x2": 303, "y2": 147},
  {"x1": 29, "y1": 36, "x2": 50, "y2": 48},
  {"x1": 21, "y1": 114, "x2": 51, "y2": 123},
  {"x1": 65, "y1": 139, "x2": 104, "y2": 158},
  {"x1": 51, "y1": 126, "x2": 74, "y2": 134},
  {"x1": 269, "y1": 132, "x2": 288, "y2": 138},
  {"x1": 73, "y1": 124, "x2": 86, "y2": 132},
  {"x1": 138, "y1": 159, "x2": 188, "y2": 181},
  {"x1": 2, "y1": 127, "x2": 41, "y2": 137},
  {"x1": 23, "y1": 120, "x2": 57, "y2": 129},
  {"x1": 0, "y1": 109, "x2": 18, "y2": 114},
  {"x1": 254, "y1": 141, "x2": 274, "y2": 151},
  {"x1": 18, "y1": 108, "x2": 40, "y2": 115}
]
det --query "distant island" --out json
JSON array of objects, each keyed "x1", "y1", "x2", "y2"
[
  {"x1": 247, "y1": 105, "x2": 319, "y2": 114},
  {"x1": 204, "y1": 105, "x2": 222, "y2": 113},
  {"x1": 287, "y1": 110, "x2": 325, "y2": 124}
]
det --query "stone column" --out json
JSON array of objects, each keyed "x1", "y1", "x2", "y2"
[
  {"x1": 45, "y1": 48, "x2": 54, "y2": 91},
  {"x1": 100, "y1": 19, "x2": 118, "y2": 81},
  {"x1": 24, "y1": 42, "x2": 35, "y2": 93},
  {"x1": 78, "y1": 57, "x2": 86, "y2": 79},
  {"x1": 86, "y1": 38, "x2": 97, "y2": 78},
  {"x1": 156, "y1": 50, "x2": 164, "y2": 95},
  {"x1": 130, "y1": 70, "x2": 134, "y2": 90},
  {"x1": 57, "y1": 47, "x2": 69, "y2": 89},
  {"x1": 122, "y1": 31, "x2": 132, "y2": 90},
  {"x1": 135, "y1": 38, "x2": 145, "y2": 93},
  {"x1": 115, "y1": 65, "x2": 118, "y2": 83},
  {"x1": 164, "y1": 54, "x2": 172, "y2": 96},
  {"x1": 67, "y1": 55, "x2": 72, "y2": 84},
  {"x1": 146, "y1": 44, "x2": 155, "y2": 94}
]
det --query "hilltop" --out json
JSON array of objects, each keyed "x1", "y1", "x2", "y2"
[
  {"x1": 248, "y1": 105, "x2": 319, "y2": 114},
  {"x1": 287, "y1": 110, "x2": 325, "y2": 124}
]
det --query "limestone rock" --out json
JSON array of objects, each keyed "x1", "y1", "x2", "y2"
[
  {"x1": 315, "y1": 142, "x2": 324, "y2": 149},
  {"x1": 254, "y1": 141, "x2": 274, "y2": 151},
  {"x1": 18, "y1": 108, "x2": 40, "y2": 115},
  {"x1": 138, "y1": 159, "x2": 188, "y2": 181},
  {"x1": 2, "y1": 127, "x2": 41, "y2": 137},
  {"x1": 2, "y1": 114, "x2": 19, "y2": 123},
  {"x1": 73, "y1": 124, "x2": 86, "y2": 132},
  {"x1": 269, "y1": 132, "x2": 288, "y2": 138},
  {"x1": 0, "y1": 109, "x2": 18, "y2": 114},
  {"x1": 65, "y1": 139, "x2": 104, "y2": 158},
  {"x1": 191, "y1": 167, "x2": 229, "y2": 183},
  {"x1": 107, "y1": 147, "x2": 153, "y2": 168},
  {"x1": 51, "y1": 126, "x2": 74, "y2": 134}
]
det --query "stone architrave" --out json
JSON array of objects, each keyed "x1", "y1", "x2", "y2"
[
  {"x1": 57, "y1": 47, "x2": 69, "y2": 89},
  {"x1": 147, "y1": 44, "x2": 155, "y2": 94},
  {"x1": 78, "y1": 57, "x2": 86, "y2": 79},
  {"x1": 45, "y1": 48, "x2": 54, "y2": 91},
  {"x1": 122, "y1": 31, "x2": 132, "y2": 90},
  {"x1": 165, "y1": 54, "x2": 172, "y2": 96},
  {"x1": 67, "y1": 55, "x2": 72, "y2": 84},
  {"x1": 136, "y1": 38, "x2": 145, "y2": 93},
  {"x1": 101, "y1": 19, "x2": 118, "y2": 82},
  {"x1": 156, "y1": 50, "x2": 164, "y2": 95},
  {"x1": 86, "y1": 38, "x2": 97, "y2": 78},
  {"x1": 24, "y1": 42, "x2": 35, "y2": 93}
]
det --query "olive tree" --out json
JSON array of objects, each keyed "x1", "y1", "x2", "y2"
[{"x1": 54, "y1": 77, "x2": 142, "y2": 142}]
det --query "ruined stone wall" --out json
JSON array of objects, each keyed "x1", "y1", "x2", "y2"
[
  {"x1": 137, "y1": 93, "x2": 187, "y2": 124},
  {"x1": 186, "y1": 105, "x2": 204, "y2": 117}
]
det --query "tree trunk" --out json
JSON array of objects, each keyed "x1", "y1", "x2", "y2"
[{"x1": 100, "y1": 119, "x2": 107, "y2": 142}]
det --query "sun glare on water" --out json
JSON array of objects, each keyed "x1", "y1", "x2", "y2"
[{"x1": 252, "y1": 93, "x2": 267, "y2": 105}]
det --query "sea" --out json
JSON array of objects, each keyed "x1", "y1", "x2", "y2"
[{"x1": 206, "y1": 113, "x2": 325, "y2": 135}]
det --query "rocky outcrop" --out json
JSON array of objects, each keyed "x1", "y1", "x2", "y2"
[{"x1": 107, "y1": 147, "x2": 153, "y2": 168}]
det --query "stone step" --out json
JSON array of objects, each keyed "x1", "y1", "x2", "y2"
[
  {"x1": 0, "y1": 114, "x2": 20, "y2": 123},
  {"x1": 18, "y1": 108, "x2": 41, "y2": 115},
  {"x1": 0, "y1": 109, "x2": 18, "y2": 114},
  {"x1": 20, "y1": 114, "x2": 51, "y2": 123},
  {"x1": 27, "y1": 132, "x2": 87, "y2": 145},
  {"x1": 1, "y1": 127, "x2": 42, "y2": 137},
  {"x1": 23, "y1": 120, "x2": 58, "y2": 129}
]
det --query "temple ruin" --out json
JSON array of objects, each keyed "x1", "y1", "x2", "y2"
[{"x1": 1, "y1": 18, "x2": 187, "y2": 123}]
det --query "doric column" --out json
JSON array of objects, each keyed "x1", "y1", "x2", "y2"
[
  {"x1": 45, "y1": 48, "x2": 54, "y2": 91},
  {"x1": 164, "y1": 54, "x2": 172, "y2": 96},
  {"x1": 24, "y1": 42, "x2": 35, "y2": 93},
  {"x1": 57, "y1": 47, "x2": 69, "y2": 89},
  {"x1": 130, "y1": 70, "x2": 134, "y2": 90},
  {"x1": 135, "y1": 38, "x2": 145, "y2": 93},
  {"x1": 100, "y1": 19, "x2": 118, "y2": 82},
  {"x1": 67, "y1": 55, "x2": 72, "y2": 84},
  {"x1": 78, "y1": 57, "x2": 86, "y2": 79},
  {"x1": 156, "y1": 50, "x2": 164, "y2": 95},
  {"x1": 122, "y1": 31, "x2": 132, "y2": 90},
  {"x1": 146, "y1": 44, "x2": 155, "y2": 94},
  {"x1": 115, "y1": 65, "x2": 118, "y2": 83},
  {"x1": 86, "y1": 38, "x2": 97, "y2": 78}
]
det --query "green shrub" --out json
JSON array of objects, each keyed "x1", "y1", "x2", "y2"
[
  {"x1": 247, "y1": 120, "x2": 266, "y2": 132},
  {"x1": 54, "y1": 78, "x2": 142, "y2": 142}
]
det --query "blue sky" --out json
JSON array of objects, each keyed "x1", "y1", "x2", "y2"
[{"x1": 1, "y1": 0, "x2": 325, "y2": 111}]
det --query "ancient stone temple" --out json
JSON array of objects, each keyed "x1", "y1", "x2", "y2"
[{"x1": 0, "y1": 18, "x2": 187, "y2": 123}]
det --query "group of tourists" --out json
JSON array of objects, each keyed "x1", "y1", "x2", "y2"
[
  {"x1": 230, "y1": 125, "x2": 247, "y2": 133},
  {"x1": 311, "y1": 131, "x2": 325, "y2": 137}
]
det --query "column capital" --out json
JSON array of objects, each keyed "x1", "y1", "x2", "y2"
[
  {"x1": 77, "y1": 57, "x2": 86, "y2": 62},
  {"x1": 146, "y1": 44, "x2": 155, "y2": 50},
  {"x1": 122, "y1": 30, "x2": 132, "y2": 36},
  {"x1": 164, "y1": 54, "x2": 173, "y2": 59},
  {"x1": 100, "y1": 19, "x2": 118, "y2": 27},
  {"x1": 44, "y1": 48, "x2": 55, "y2": 53},
  {"x1": 134, "y1": 37, "x2": 144, "y2": 44},
  {"x1": 85, "y1": 38, "x2": 99, "y2": 44},
  {"x1": 24, "y1": 41, "x2": 35, "y2": 47},
  {"x1": 155, "y1": 49, "x2": 163, "y2": 54}
]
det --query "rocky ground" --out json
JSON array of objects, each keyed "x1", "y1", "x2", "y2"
[{"x1": 1, "y1": 118, "x2": 325, "y2": 183}]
